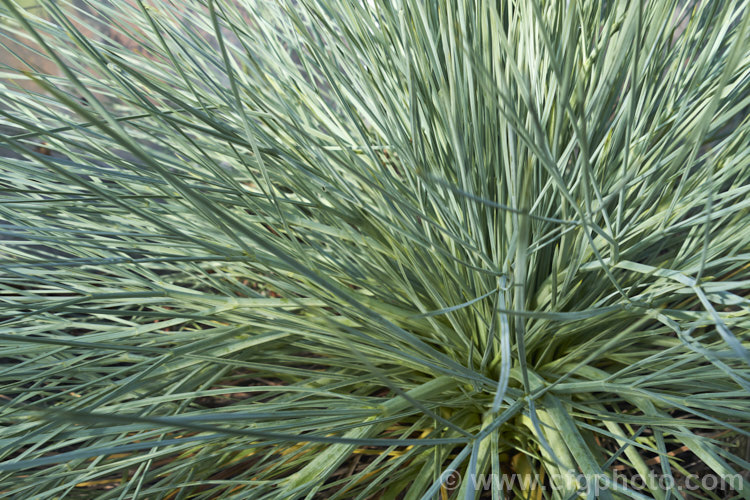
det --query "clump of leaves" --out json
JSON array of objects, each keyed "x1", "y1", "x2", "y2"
[{"x1": 1, "y1": 0, "x2": 749, "y2": 498}]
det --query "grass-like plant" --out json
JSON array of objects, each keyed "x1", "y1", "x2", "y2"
[{"x1": 1, "y1": 0, "x2": 749, "y2": 498}]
